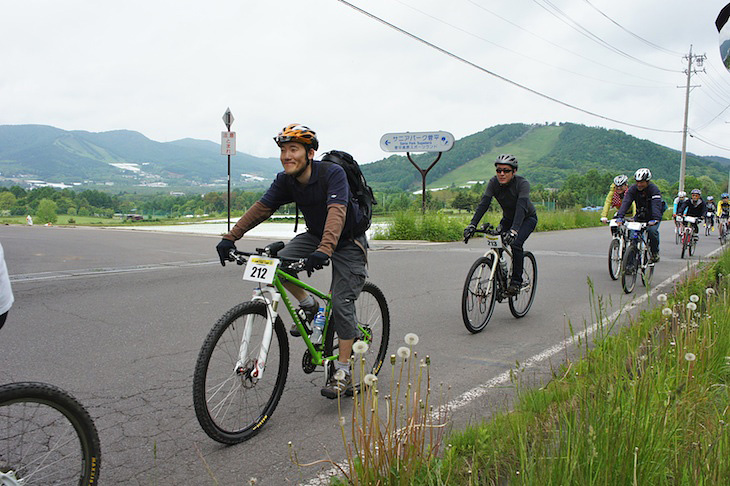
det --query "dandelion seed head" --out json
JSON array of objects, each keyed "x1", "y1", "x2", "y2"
[
  {"x1": 662, "y1": 307, "x2": 673, "y2": 316},
  {"x1": 706, "y1": 288, "x2": 715, "y2": 296},
  {"x1": 689, "y1": 294, "x2": 699, "y2": 302},
  {"x1": 657, "y1": 293, "x2": 668, "y2": 302},
  {"x1": 687, "y1": 302, "x2": 697, "y2": 311},
  {"x1": 685, "y1": 352, "x2": 696, "y2": 362},
  {"x1": 334, "y1": 369, "x2": 346, "y2": 381},
  {"x1": 363, "y1": 374, "x2": 377, "y2": 386},
  {"x1": 404, "y1": 332, "x2": 419, "y2": 345},
  {"x1": 352, "y1": 341, "x2": 369, "y2": 355},
  {"x1": 397, "y1": 346, "x2": 411, "y2": 359}
]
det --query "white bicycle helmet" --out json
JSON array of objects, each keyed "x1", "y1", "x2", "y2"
[
  {"x1": 613, "y1": 174, "x2": 628, "y2": 186},
  {"x1": 691, "y1": 188, "x2": 701, "y2": 196},
  {"x1": 494, "y1": 154, "x2": 518, "y2": 169},
  {"x1": 634, "y1": 168, "x2": 652, "y2": 181},
  {"x1": 677, "y1": 191, "x2": 687, "y2": 198},
  {"x1": 707, "y1": 195, "x2": 714, "y2": 201}
]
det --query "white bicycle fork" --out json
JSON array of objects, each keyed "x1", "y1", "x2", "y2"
[{"x1": 235, "y1": 287, "x2": 280, "y2": 382}]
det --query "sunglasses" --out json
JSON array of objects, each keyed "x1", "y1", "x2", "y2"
[{"x1": 495, "y1": 168, "x2": 514, "y2": 174}]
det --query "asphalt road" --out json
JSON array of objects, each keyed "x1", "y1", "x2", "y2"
[{"x1": 0, "y1": 222, "x2": 722, "y2": 485}]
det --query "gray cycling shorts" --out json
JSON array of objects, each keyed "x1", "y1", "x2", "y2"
[{"x1": 279, "y1": 232, "x2": 368, "y2": 340}]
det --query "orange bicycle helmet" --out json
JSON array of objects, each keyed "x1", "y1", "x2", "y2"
[{"x1": 274, "y1": 124, "x2": 319, "y2": 151}]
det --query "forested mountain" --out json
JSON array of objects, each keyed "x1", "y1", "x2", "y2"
[
  {"x1": 0, "y1": 125, "x2": 280, "y2": 188},
  {"x1": 361, "y1": 123, "x2": 730, "y2": 191}
]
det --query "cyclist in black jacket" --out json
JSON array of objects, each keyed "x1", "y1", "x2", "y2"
[
  {"x1": 678, "y1": 188, "x2": 706, "y2": 238},
  {"x1": 616, "y1": 168, "x2": 663, "y2": 263},
  {"x1": 464, "y1": 154, "x2": 538, "y2": 296}
]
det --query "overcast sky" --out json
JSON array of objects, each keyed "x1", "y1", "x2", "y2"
[{"x1": 2, "y1": 0, "x2": 730, "y2": 165}]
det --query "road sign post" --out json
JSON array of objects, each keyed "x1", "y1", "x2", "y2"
[
  {"x1": 379, "y1": 131, "x2": 454, "y2": 213},
  {"x1": 222, "y1": 108, "x2": 235, "y2": 232}
]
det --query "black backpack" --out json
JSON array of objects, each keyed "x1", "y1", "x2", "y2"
[
  {"x1": 292, "y1": 151, "x2": 376, "y2": 237},
  {"x1": 320, "y1": 150, "x2": 376, "y2": 237}
]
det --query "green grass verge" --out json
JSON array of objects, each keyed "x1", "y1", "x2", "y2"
[{"x1": 425, "y1": 249, "x2": 730, "y2": 484}]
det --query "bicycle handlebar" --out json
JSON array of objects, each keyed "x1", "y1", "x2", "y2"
[
  {"x1": 464, "y1": 223, "x2": 502, "y2": 244},
  {"x1": 227, "y1": 248, "x2": 329, "y2": 273}
]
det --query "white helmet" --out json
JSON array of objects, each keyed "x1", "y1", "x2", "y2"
[
  {"x1": 677, "y1": 191, "x2": 687, "y2": 198},
  {"x1": 634, "y1": 168, "x2": 652, "y2": 181},
  {"x1": 613, "y1": 174, "x2": 628, "y2": 186}
]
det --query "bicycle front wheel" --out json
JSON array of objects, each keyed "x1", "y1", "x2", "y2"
[
  {"x1": 608, "y1": 238, "x2": 621, "y2": 280},
  {"x1": 681, "y1": 232, "x2": 689, "y2": 259},
  {"x1": 621, "y1": 245, "x2": 638, "y2": 294},
  {"x1": 509, "y1": 251, "x2": 537, "y2": 318},
  {"x1": 461, "y1": 255, "x2": 497, "y2": 333},
  {"x1": 689, "y1": 234, "x2": 697, "y2": 256},
  {"x1": 324, "y1": 281, "x2": 390, "y2": 377},
  {"x1": 0, "y1": 382, "x2": 101, "y2": 485},
  {"x1": 193, "y1": 301, "x2": 289, "y2": 444}
]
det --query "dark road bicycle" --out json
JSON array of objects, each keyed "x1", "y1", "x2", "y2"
[
  {"x1": 620, "y1": 221, "x2": 655, "y2": 294},
  {"x1": 462, "y1": 223, "x2": 537, "y2": 333},
  {"x1": 193, "y1": 242, "x2": 389, "y2": 444}
]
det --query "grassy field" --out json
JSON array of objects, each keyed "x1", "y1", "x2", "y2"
[{"x1": 327, "y1": 248, "x2": 730, "y2": 484}]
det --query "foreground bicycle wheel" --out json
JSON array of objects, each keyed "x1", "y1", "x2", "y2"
[
  {"x1": 621, "y1": 245, "x2": 639, "y2": 294},
  {"x1": 509, "y1": 251, "x2": 537, "y2": 318},
  {"x1": 0, "y1": 382, "x2": 101, "y2": 485},
  {"x1": 608, "y1": 239, "x2": 622, "y2": 280},
  {"x1": 681, "y1": 232, "x2": 689, "y2": 259},
  {"x1": 461, "y1": 255, "x2": 497, "y2": 333},
  {"x1": 193, "y1": 301, "x2": 289, "y2": 444},
  {"x1": 324, "y1": 281, "x2": 390, "y2": 377}
]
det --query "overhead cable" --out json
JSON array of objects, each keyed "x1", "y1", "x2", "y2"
[
  {"x1": 336, "y1": 0, "x2": 682, "y2": 134},
  {"x1": 580, "y1": 0, "x2": 684, "y2": 56},
  {"x1": 532, "y1": 0, "x2": 682, "y2": 73}
]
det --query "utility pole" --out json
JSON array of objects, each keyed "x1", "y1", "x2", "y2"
[{"x1": 678, "y1": 45, "x2": 706, "y2": 193}]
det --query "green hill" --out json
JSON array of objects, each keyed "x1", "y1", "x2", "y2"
[
  {"x1": 0, "y1": 124, "x2": 281, "y2": 188},
  {"x1": 361, "y1": 123, "x2": 730, "y2": 191}
]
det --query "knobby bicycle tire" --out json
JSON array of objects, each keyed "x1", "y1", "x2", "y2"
[
  {"x1": 0, "y1": 381, "x2": 101, "y2": 485},
  {"x1": 608, "y1": 238, "x2": 622, "y2": 280},
  {"x1": 193, "y1": 301, "x2": 289, "y2": 444},
  {"x1": 461, "y1": 255, "x2": 497, "y2": 333},
  {"x1": 621, "y1": 244, "x2": 638, "y2": 294},
  {"x1": 509, "y1": 251, "x2": 537, "y2": 318},
  {"x1": 324, "y1": 281, "x2": 390, "y2": 378},
  {"x1": 690, "y1": 235, "x2": 697, "y2": 256}
]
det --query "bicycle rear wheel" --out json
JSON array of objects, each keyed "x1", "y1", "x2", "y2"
[
  {"x1": 689, "y1": 233, "x2": 697, "y2": 256},
  {"x1": 0, "y1": 382, "x2": 101, "y2": 485},
  {"x1": 509, "y1": 251, "x2": 537, "y2": 318},
  {"x1": 621, "y1": 245, "x2": 638, "y2": 294},
  {"x1": 193, "y1": 301, "x2": 289, "y2": 444},
  {"x1": 323, "y1": 281, "x2": 390, "y2": 377},
  {"x1": 641, "y1": 249, "x2": 654, "y2": 287},
  {"x1": 675, "y1": 222, "x2": 681, "y2": 245},
  {"x1": 608, "y1": 238, "x2": 621, "y2": 280},
  {"x1": 461, "y1": 255, "x2": 497, "y2": 333}
]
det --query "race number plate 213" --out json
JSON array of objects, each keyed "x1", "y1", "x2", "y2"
[{"x1": 243, "y1": 257, "x2": 279, "y2": 284}]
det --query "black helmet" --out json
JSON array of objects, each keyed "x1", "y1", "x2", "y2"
[{"x1": 494, "y1": 154, "x2": 518, "y2": 169}]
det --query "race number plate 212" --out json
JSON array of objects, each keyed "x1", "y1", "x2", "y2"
[{"x1": 243, "y1": 257, "x2": 279, "y2": 284}]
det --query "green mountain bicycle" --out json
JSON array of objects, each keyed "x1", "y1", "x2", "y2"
[{"x1": 193, "y1": 242, "x2": 390, "y2": 444}]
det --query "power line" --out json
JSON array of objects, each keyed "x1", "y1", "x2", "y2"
[
  {"x1": 395, "y1": 0, "x2": 673, "y2": 89},
  {"x1": 335, "y1": 0, "x2": 682, "y2": 134},
  {"x1": 463, "y1": 0, "x2": 675, "y2": 87},
  {"x1": 687, "y1": 129, "x2": 730, "y2": 152},
  {"x1": 532, "y1": 0, "x2": 682, "y2": 73},
  {"x1": 580, "y1": 0, "x2": 684, "y2": 56}
]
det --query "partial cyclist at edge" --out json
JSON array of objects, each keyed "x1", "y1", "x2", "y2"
[
  {"x1": 718, "y1": 193, "x2": 730, "y2": 236},
  {"x1": 705, "y1": 195, "x2": 717, "y2": 232},
  {"x1": 463, "y1": 154, "x2": 538, "y2": 297},
  {"x1": 600, "y1": 174, "x2": 636, "y2": 224},
  {"x1": 678, "y1": 189, "x2": 706, "y2": 240},
  {"x1": 215, "y1": 123, "x2": 367, "y2": 399},
  {"x1": 615, "y1": 168, "x2": 663, "y2": 263}
]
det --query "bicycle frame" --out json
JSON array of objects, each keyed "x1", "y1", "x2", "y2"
[
  {"x1": 475, "y1": 232, "x2": 513, "y2": 298},
  {"x1": 236, "y1": 263, "x2": 333, "y2": 382}
]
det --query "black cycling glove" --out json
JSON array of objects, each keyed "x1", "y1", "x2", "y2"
[
  {"x1": 216, "y1": 239, "x2": 236, "y2": 266},
  {"x1": 463, "y1": 224, "x2": 476, "y2": 242},
  {"x1": 305, "y1": 251, "x2": 329, "y2": 277}
]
